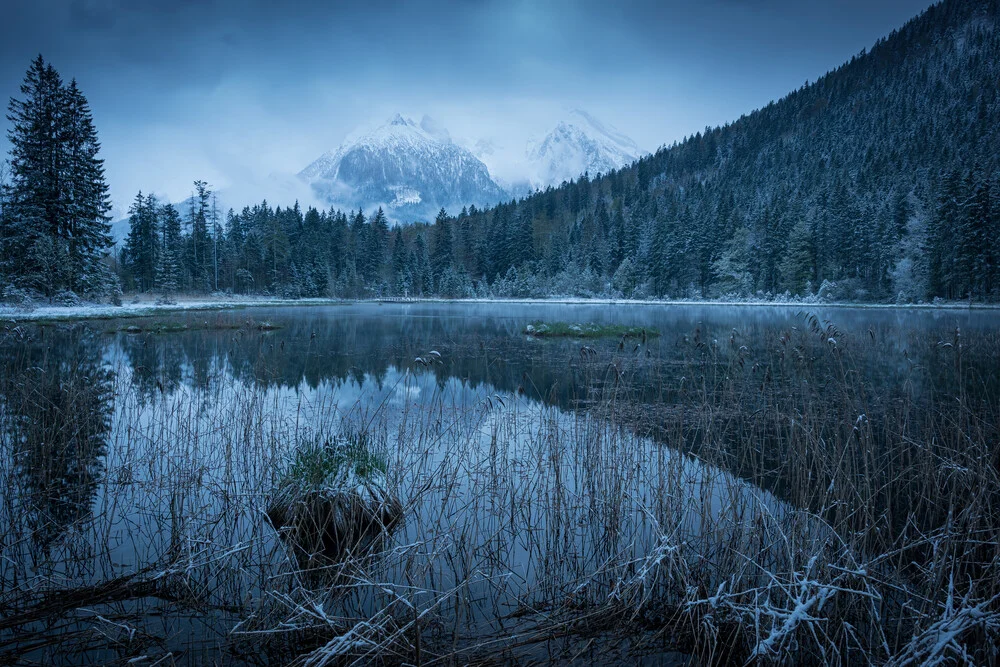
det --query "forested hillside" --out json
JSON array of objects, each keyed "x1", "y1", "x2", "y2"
[{"x1": 436, "y1": 0, "x2": 999, "y2": 303}]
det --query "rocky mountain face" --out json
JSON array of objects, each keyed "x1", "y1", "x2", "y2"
[{"x1": 299, "y1": 114, "x2": 506, "y2": 222}]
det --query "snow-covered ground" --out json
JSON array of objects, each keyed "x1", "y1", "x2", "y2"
[
  {"x1": 0, "y1": 295, "x2": 349, "y2": 322},
  {"x1": 2, "y1": 294, "x2": 997, "y2": 323}
]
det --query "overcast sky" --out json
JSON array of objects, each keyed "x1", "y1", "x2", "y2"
[{"x1": 1, "y1": 0, "x2": 934, "y2": 215}]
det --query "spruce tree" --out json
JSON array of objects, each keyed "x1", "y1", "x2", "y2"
[
  {"x1": 391, "y1": 226, "x2": 407, "y2": 294},
  {"x1": 186, "y1": 180, "x2": 212, "y2": 291},
  {"x1": 3, "y1": 56, "x2": 61, "y2": 291},
  {"x1": 780, "y1": 219, "x2": 816, "y2": 295},
  {"x1": 368, "y1": 207, "x2": 390, "y2": 282},
  {"x1": 156, "y1": 203, "x2": 182, "y2": 295},
  {"x1": 430, "y1": 208, "x2": 453, "y2": 285},
  {"x1": 123, "y1": 192, "x2": 160, "y2": 292},
  {"x1": 60, "y1": 79, "x2": 112, "y2": 293},
  {"x1": 3, "y1": 57, "x2": 111, "y2": 296}
]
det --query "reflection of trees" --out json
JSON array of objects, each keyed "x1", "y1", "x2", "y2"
[
  {"x1": 116, "y1": 312, "x2": 610, "y2": 407},
  {"x1": 112, "y1": 308, "x2": 1000, "y2": 416},
  {"x1": 110, "y1": 307, "x2": 1000, "y2": 535},
  {"x1": 0, "y1": 326, "x2": 114, "y2": 554}
]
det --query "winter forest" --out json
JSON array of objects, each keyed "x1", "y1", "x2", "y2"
[{"x1": 3, "y1": 0, "x2": 1000, "y2": 304}]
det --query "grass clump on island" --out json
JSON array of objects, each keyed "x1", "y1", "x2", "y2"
[
  {"x1": 524, "y1": 320, "x2": 659, "y2": 339},
  {"x1": 110, "y1": 318, "x2": 282, "y2": 335},
  {"x1": 266, "y1": 433, "x2": 402, "y2": 567},
  {"x1": 281, "y1": 433, "x2": 389, "y2": 487}
]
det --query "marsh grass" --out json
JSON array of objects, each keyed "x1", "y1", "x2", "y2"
[
  {"x1": 524, "y1": 320, "x2": 660, "y2": 339},
  {"x1": 106, "y1": 316, "x2": 283, "y2": 335},
  {"x1": 0, "y1": 312, "x2": 997, "y2": 665},
  {"x1": 281, "y1": 433, "x2": 389, "y2": 489}
]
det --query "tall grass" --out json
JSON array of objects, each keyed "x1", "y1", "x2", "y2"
[{"x1": 0, "y1": 313, "x2": 997, "y2": 664}]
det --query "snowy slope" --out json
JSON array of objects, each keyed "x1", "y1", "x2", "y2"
[
  {"x1": 300, "y1": 114, "x2": 506, "y2": 222},
  {"x1": 526, "y1": 109, "x2": 641, "y2": 187}
]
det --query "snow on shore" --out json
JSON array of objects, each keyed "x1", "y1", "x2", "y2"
[{"x1": 1, "y1": 295, "x2": 996, "y2": 324}]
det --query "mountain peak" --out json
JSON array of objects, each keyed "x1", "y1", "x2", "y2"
[
  {"x1": 299, "y1": 115, "x2": 505, "y2": 222},
  {"x1": 388, "y1": 113, "x2": 411, "y2": 127}
]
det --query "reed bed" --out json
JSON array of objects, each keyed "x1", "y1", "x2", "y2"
[{"x1": 0, "y1": 312, "x2": 997, "y2": 665}]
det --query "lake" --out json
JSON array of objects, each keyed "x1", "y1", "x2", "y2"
[{"x1": 1, "y1": 303, "x2": 998, "y2": 665}]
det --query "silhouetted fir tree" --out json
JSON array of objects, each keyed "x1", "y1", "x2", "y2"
[
  {"x1": 430, "y1": 208, "x2": 453, "y2": 286},
  {"x1": 123, "y1": 192, "x2": 159, "y2": 292},
  {"x1": 781, "y1": 219, "x2": 816, "y2": 295},
  {"x1": 157, "y1": 203, "x2": 182, "y2": 295},
  {"x1": 349, "y1": 208, "x2": 366, "y2": 278},
  {"x1": 391, "y1": 226, "x2": 407, "y2": 293},
  {"x1": 965, "y1": 169, "x2": 994, "y2": 297},
  {"x1": 185, "y1": 180, "x2": 212, "y2": 291},
  {"x1": 412, "y1": 233, "x2": 431, "y2": 294},
  {"x1": 2, "y1": 56, "x2": 64, "y2": 292},
  {"x1": 927, "y1": 170, "x2": 962, "y2": 298},
  {"x1": 515, "y1": 211, "x2": 535, "y2": 265},
  {"x1": 59, "y1": 79, "x2": 112, "y2": 293},
  {"x1": 609, "y1": 205, "x2": 625, "y2": 271},
  {"x1": 368, "y1": 207, "x2": 389, "y2": 282},
  {"x1": 648, "y1": 212, "x2": 671, "y2": 296},
  {"x1": 3, "y1": 56, "x2": 111, "y2": 296}
]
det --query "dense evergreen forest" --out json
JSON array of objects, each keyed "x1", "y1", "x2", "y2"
[{"x1": 3, "y1": 0, "x2": 1000, "y2": 304}]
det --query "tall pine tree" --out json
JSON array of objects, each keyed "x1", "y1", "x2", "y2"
[{"x1": 2, "y1": 56, "x2": 111, "y2": 296}]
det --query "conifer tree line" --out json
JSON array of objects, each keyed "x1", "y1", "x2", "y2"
[{"x1": 0, "y1": 56, "x2": 114, "y2": 299}]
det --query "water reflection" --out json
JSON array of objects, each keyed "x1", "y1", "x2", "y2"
[
  {"x1": 108, "y1": 303, "x2": 1000, "y2": 406},
  {"x1": 0, "y1": 326, "x2": 113, "y2": 559}
]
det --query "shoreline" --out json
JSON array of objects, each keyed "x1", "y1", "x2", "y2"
[{"x1": 3, "y1": 295, "x2": 1000, "y2": 324}]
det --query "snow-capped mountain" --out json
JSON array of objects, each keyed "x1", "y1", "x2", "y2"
[
  {"x1": 300, "y1": 114, "x2": 506, "y2": 222},
  {"x1": 525, "y1": 109, "x2": 641, "y2": 187}
]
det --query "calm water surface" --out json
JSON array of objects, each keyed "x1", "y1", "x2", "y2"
[{"x1": 1, "y1": 303, "x2": 997, "y2": 664}]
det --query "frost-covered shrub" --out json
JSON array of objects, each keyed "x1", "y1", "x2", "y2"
[
  {"x1": 612, "y1": 258, "x2": 642, "y2": 298},
  {"x1": 491, "y1": 266, "x2": 543, "y2": 298},
  {"x1": 107, "y1": 280, "x2": 124, "y2": 306},
  {"x1": 889, "y1": 257, "x2": 927, "y2": 304},
  {"x1": 1, "y1": 285, "x2": 36, "y2": 311},
  {"x1": 52, "y1": 290, "x2": 82, "y2": 307},
  {"x1": 817, "y1": 279, "x2": 871, "y2": 303},
  {"x1": 437, "y1": 268, "x2": 475, "y2": 298},
  {"x1": 816, "y1": 280, "x2": 838, "y2": 301}
]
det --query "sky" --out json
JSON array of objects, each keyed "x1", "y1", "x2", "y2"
[{"x1": 0, "y1": 0, "x2": 935, "y2": 217}]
